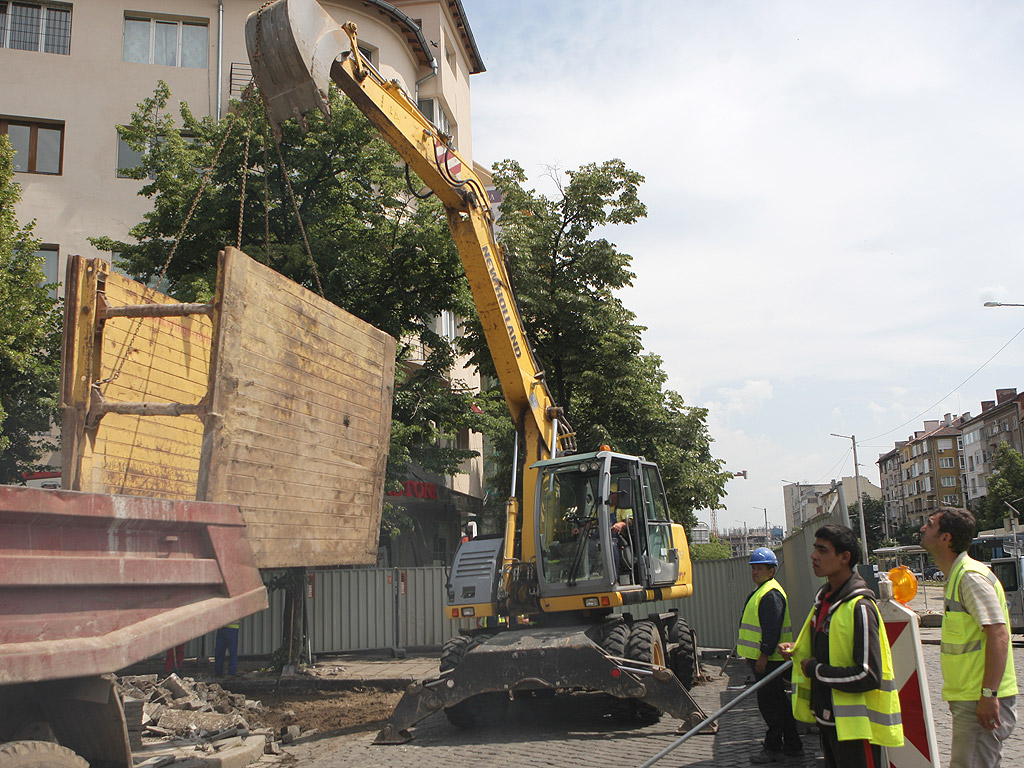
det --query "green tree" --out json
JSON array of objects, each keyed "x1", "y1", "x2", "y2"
[
  {"x1": 690, "y1": 537, "x2": 733, "y2": 561},
  {"x1": 463, "y1": 160, "x2": 730, "y2": 530},
  {"x1": 0, "y1": 137, "x2": 62, "y2": 483},
  {"x1": 978, "y1": 443, "x2": 1024, "y2": 531},
  {"x1": 848, "y1": 494, "x2": 887, "y2": 556},
  {"x1": 890, "y1": 520, "x2": 922, "y2": 547},
  {"x1": 89, "y1": 83, "x2": 482, "y2": 534}
]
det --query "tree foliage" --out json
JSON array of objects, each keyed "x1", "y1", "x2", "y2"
[
  {"x1": 0, "y1": 137, "x2": 62, "y2": 484},
  {"x1": 690, "y1": 537, "x2": 734, "y2": 561},
  {"x1": 89, "y1": 83, "x2": 483, "y2": 535},
  {"x1": 462, "y1": 159, "x2": 731, "y2": 530},
  {"x1": 848, "y1": 494, "x2": 887, "y2": 557},
  {"x1": 978, "y1": 443, "x2": 1024, "y2": 531}
]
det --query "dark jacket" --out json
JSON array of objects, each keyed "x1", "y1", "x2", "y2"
[
  {"x1": 743, "y1": 585, "x2": 787, "y2": 656},
  {"x1": 803, "y1": 572, "x2": 883, "y2": 724}
]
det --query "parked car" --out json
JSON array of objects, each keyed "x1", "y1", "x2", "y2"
[{"x1": 923, "y1": 565, "x2": 944, "y2": 581}]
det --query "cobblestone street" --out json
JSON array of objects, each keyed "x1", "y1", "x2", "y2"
[{"x1": 282, "y1": 639, "x2": 1024, "y2": 767}]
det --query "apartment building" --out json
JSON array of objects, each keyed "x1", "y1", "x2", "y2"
[
  {"x1": 877, "y1": 442, "x2": 907, "y2": 532},
  {"x1": 783, "y1": 477, "x2": 880, "y2": 532},
  {"x1": 897, "y1": 415, "x2": 963, "y2": 530},
  {"x1": 960, "y1": 388, "x2": 1024, "y2": 511},
  {"x1": 2, "y1": 0, "x2": 489, "y2": 567}
]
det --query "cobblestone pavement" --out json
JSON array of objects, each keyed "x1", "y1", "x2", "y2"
[{"x1": 285, "y1": 639, "x2": 1024, "y2": 768}]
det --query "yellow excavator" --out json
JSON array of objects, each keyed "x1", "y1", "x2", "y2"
[{"x1": 246, "y1": 0, "x2": 707, "y2": 743}]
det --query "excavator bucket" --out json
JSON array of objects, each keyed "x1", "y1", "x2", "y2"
[
  {"x1": 373, "y1": 626, "x2": 712, "y2": 744},
  {"x1": 245, "y1": 0, "x2": 348, "y2": 137}
]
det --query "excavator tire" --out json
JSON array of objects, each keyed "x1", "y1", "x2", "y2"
[
  {"x1": 600, "y1": 620, "x2": 630, "y2": 657},
  {"x1": 668, "y1": 616, "x2": 697, "y2": 690},
  {"x1": 622, "y1": 620, "x2": 666, "y2": 723},
  {"x1": 0, "y1": 741, "x2": 88, "y2": 768},
  {"x1": 439, "y1": 633, "x2": 509, "y2": 729}
]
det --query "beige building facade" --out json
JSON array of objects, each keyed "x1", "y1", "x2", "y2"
[{"x1": 3, "y1": 0, "x2": 488, "y2": 566}]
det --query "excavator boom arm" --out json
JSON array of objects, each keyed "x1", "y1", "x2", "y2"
[{"x1": 246, "y1": 0, "x2": 559, "y2": 463}]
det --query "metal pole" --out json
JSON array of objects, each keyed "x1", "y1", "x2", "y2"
[
  {"x1": 638, "y1": 661, "x2": 794, "y2": 768},
  {"x1": 852, "y1": 435, "x2": 869, "y2": 557},
  {"x1": 832, "y1": 433, "x2": 868, "y2": 557}
]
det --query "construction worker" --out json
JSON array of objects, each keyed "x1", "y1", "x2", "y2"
[
  {"x1": 738, "y1": 547, "x2": 803, "y2": 763},
  {"x1": 214, "y1": 621, "x2": 241, "y2": 676},
  {"x1": 779, "y1": 525, "x2": 902, "y2": 768},
  {"x1": 919, "y1": 507, "x2": 1017, "y2": 768}
]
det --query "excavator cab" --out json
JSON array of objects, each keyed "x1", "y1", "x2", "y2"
[{"x1": 534, "y1": 450, "x2": 681, "y2": 600}]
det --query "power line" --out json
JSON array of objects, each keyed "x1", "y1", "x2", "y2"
[{"x1": 865, "y1": 323, "x2": 1024, "y2": 443}]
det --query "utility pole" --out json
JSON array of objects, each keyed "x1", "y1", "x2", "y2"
[
  {"x1": 755, "y1": 506, "x2": 769, "y2": 545},
  {"x1": 832, "y1": 433, "x2": 869, "y2": 559}
]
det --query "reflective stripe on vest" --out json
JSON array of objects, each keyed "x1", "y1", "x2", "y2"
[
  {"x1": 790, "y1": 595, "x2": 904, "y2": 747},
  {"x1": 737, "y1": 578, "x2": 793, "y2": 661},
  {"x1": 940, "y1": 556, "x2": 1018, "y2": 701}
]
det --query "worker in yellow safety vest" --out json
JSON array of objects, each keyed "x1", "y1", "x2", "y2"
[
  {"x1": 920, "y1": 507, "x2": 1017, "y2": 768},
  {"x1": 215, "y1": 621, "x2": 241, "y2": 676},
  {"x1": 780, "y1": 525, "x2": 902, "y2": 768},
  {"x1": 738, "y1": 546, "x2": 803, "y2": 763}
]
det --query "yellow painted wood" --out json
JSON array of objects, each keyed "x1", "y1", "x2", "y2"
[
  {"x1": 198, "y1": 248, "x2": 395, "y2": 568},
  {"x1": 61, "y1": 249, "x2": 396, "y2": 569}
]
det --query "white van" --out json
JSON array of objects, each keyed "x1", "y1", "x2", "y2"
[{"x1": 991, "y1": 556, "x2": 1024, "y2": 634}]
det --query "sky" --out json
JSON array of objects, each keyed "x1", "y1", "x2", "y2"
[{"x1": 461, "y1": 0, "x2": 1024, "y2": 532}]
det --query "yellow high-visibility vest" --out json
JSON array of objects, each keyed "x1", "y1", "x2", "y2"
[
  {"x1": 791, "y1": 595, "x2": 903, "y2": 747},
  {"x1": 940, "y1": 555, "x2": 1018, "y2": 701},
  {"x1": 737, "y1": 578, "x2": 792, "y2": 661}
]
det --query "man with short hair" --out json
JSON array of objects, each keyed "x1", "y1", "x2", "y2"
[
  {"x1": 780, "y1": 525, "x2": 903, "y2": 768},
  {"x1": 920, "y1": 507, "x2": 1017, "y2": 768},
  {"x1": 738, "y1": 547, "x2": 803, "y2": 763}
]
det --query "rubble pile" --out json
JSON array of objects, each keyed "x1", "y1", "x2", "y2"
[{"x1": 117, "y1": 673, "x2": 283, "y2": 763}]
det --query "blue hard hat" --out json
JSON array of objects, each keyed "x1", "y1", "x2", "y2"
[{"x1": 749, "y1": 547, "x2": 778, "y2": 566}]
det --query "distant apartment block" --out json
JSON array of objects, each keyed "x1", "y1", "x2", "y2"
[
  {"x1": 878, "y1": 389, "x2": 1024, "y2": 531},
  {"x1": 782, "y1": 477, "x2": 880, "y2": 533},
  {"x1": 960, "y1": 388, "x2": 1024, "y2": 510}
]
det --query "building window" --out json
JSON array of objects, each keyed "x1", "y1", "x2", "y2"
[
  {"x1": 35, "y1": 244, "x2": 58, "y2": 296},
  {"x1": 0, "y1": 2, "x2": 71, "y2": 54},
  {"x1": 1, "y1": 117, "x2": 63, "y2": 174},
  {"x1": 418, "y1": 97, "x2": 452, "y2": 138},
  {"x1": 939, "y1": 457, "x2": 955, "y2": 468},
  {"x1": 116, "y1": 131, "x2": 193, "y2": 178},
  {"x1": 123, "y1": 15, "x2": 207, "y2": 68},
  {"x1": 940, "y1": 475, "x2": 956, "y2": 487},
  {"x1": 115, "y1": 134, "x2": 144, "y2": 178}
]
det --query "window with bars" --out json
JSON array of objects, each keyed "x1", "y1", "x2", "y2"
[
  {"x1": 122, "y1": 15, "x2": 207, "y2": 68},
  {"x1": 0, "y1": 2, "x2": 71, "y2": 54},
  {"x1": 1, "y1": 117, "x2": 63, "y2": 174}
]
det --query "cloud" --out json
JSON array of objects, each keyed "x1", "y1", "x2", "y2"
[
  {"x1": 705, "y1": 379, "x2": 774, "y2": 417},
  {"x1": 465, "y1": 0, "x2": 1024, "y2": 523}
]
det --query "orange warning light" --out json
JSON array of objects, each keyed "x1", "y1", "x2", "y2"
[{"x1": 888, "y1": 565, "x2": 918, "y2": 604}]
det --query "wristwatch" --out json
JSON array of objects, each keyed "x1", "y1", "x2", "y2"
[{"x1": 981, "y1": 687, "x2": 998, "y2": 699}]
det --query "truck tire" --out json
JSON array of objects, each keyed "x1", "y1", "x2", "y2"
[
  {"x1": 439, "y1": 634, "x2": 509, "y2": 729},
  {"x1": 0, "y1": 741, "x2": 88, "y2": 768},
  {"x1": 668, "y1": 616, "x2": 697, "y2": 690},
  {"x1": 623, "y1": 620, "x2": 665, "y2": 723}
]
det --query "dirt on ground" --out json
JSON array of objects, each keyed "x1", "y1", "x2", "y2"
[{"x1": 248, "y1": 687, "x2": 404, "y2": 736}]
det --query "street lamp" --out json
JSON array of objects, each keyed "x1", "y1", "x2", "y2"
[
  {"x1": 984, "y1": 301, "x2": 1024, "y2": 308},
  {"x1": 831, "y1": 433, "x2": 870, "y2": 560}
]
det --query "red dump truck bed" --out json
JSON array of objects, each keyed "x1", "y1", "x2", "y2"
[{"x1": 0, "y1": 485, "x2": 268, "y2": 685}]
